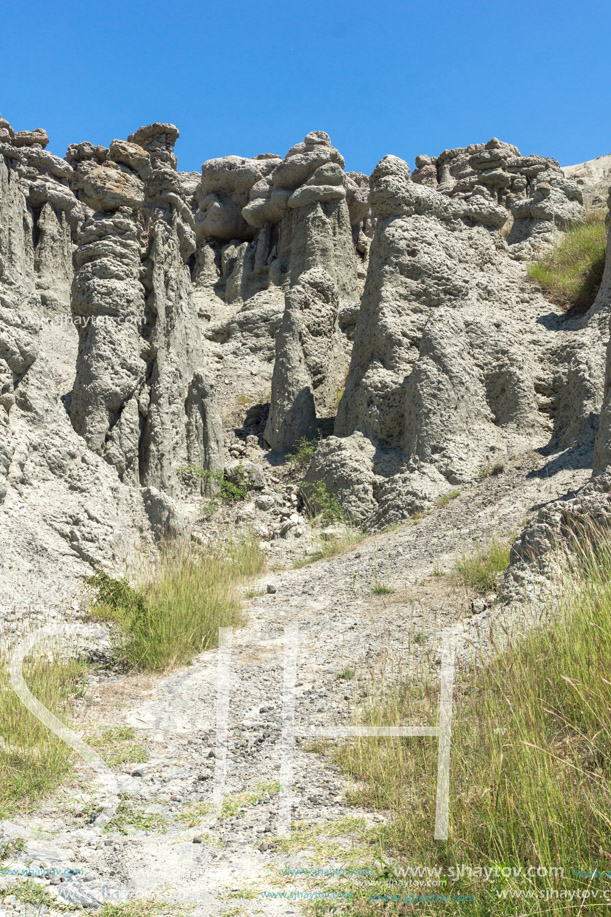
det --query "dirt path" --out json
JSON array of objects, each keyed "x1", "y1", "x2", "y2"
[{"x1": 0, "y1": 448, "x2": 590, "y2": 916}]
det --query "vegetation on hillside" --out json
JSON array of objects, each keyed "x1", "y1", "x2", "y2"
[
  {"x1": 527, "y1": 210, "x2": 607, "y2": 314},
  {"x1": 454, "y1": 533, "x2": 513, "y2": 593},
  {"x1": 89, "y1": 536, "x2": 265, "y2": 672},
  {"x1": 0, "y1": 650, "x2": 87, "y2": 815},
  {"x1": 324, "y1": 526, "x2": 611, "y2": 914}
]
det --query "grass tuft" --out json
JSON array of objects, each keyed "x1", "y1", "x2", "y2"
[
  {"x1": 527, "y1": 210, "x2": 607, "y2": 314},
  {"x1": 0, "y1": 650, "x2": 88, "y2": 816},
  {"x1": 88, "y1": 536, "x2": 265, "y2": 672},
  {"x1": 454, "y1": 534, "x2": 512, "y2": 593}
]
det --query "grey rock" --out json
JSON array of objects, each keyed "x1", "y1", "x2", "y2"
[{"x1": 264, "y1": 268, "x2": 345, "y2": 452}]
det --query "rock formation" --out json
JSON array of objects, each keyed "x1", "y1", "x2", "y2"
[
  {"x1": 195, "y1": 132, "x2": 368, "y2": 353},
  {"x1": 69, "y1": 124, "x2": 223, "y2": 495},
  {"x1": 0, "y1": 117, "x2": 193, "y2": 613},
  {"x1": 412, "y1": 137, "x2": 584, "y2": 258},
  {"x1": 563, "y1": 154, "x2": 611, "y2": 210},
  {"x1": 591, "y1": 202, "x2": 611, "y2": 472},
  {"x1": 307, "y1": 150, "x2": 608, "y2": 530},
  {"x1": 0, "y1": 111, "x2": 610, "y2": 601},
  {"x1": 264, "y1": 268, "x2": 345, "y2": 452}
]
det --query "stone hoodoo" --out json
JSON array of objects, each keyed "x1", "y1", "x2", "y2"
[
  {"x1": 0, "y1": 117, "x2": 183, "y2": 611},
  {"x1": 195, "y1": 131, "x2": 368, "y2": 314},
  {"x1": 0, "y1": 115, "x2": 81, "y2": 316},
  {"x1": 412, "y1": 137, "x2": 584, "y2": 258},
  {"x1": 264, "y1": 268, "x2": 345, "y2": 452},
  {"x1": 0, "y1": 111, "x2": 610, "y2": 600},
  {"x1": 70, "y1": 123, "x2": 223, "y2": 495},
  {"x1": 306, "y1": 152, "x2": 595, "y2": 529}
]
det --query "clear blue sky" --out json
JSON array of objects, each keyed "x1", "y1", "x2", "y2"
[{"x1": 3, "y1": 0, "x2": 610, "y2": 175}]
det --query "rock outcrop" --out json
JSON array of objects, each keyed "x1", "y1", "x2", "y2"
[
  {"x1": 563, "y1": 154, "x2": 611, "y2": 210},
  {"x1": 0, "y1": 117, "x2": 188, "y2": 612},
  {"x1": 69, "y1": 124, "x2": 223, "y2": 495},
  {"x1": 412, "y1": 137, "x2": 584, "y2": 258},
  {"x1": 307, "y1": 153, "x2": 603, "y2": 530},
  {"x1": 0, "y1": 110, "x2": 610, "y2": 603},
  {"x1": 195, "y1": 132, "x2": 368, "y2": 349},
  {"x1": 591, "y1": 202, "x2": 611, "y2": 472},
  {"x1": 264, "y1": 268, "x2": 345, "y2": 452}
]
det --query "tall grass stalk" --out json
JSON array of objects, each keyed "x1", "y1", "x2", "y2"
[
  {"x1": 0, "y1": 648, "x2": 87, "y2": 815},
  {"x1": 527, "y1": 210, "x2": 607, "y2": 313}
]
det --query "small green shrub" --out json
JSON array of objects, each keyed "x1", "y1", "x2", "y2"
[
  {"x1": 180, "y1": 464, "x2": 250, "y2": 503},
  {"x1": 455, "y1": 534, "x2": 512, "y2": 593},
  {"x1": 287, "y1": 435, "x2": 319, "y2": 471},
  {"x1": 299, "y1": 480, "x2": 344, "y2": 524},
  {"x1": 527, "y1": 210, "x2": 607, "y2": 313}
]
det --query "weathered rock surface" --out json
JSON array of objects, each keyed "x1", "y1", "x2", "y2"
[
  {"x1": 194, "y1": 131, "x2": 367, "y2": 351},
  {"x1": 0, "y1": 119, "x2": 189, "y2": 611},
  {"x1": 70, "y1": 123, "x2": 224, "y2": 495},
  {"x1": 591, "y1": 203, "x2": 611, "y2": 472},
  {"x1": 0, "y1": 110, "x2": 610, "y2": 600},
  {"x1": 412, "y1": 136, "x2": 585, "y2": 259},
  {"x1": 563, "y1": 154, "x2": 611, "y2": 210},
  {"x1": 264, "y1": 268, "x2": 345, "y2": 452},
  {"x1": 310, "y1": 153, "x2": 609, "y2": 530}
]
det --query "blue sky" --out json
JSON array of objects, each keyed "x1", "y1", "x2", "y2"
[{"x1": 3, "y1": 0, "x2": 610, "y2": 175}]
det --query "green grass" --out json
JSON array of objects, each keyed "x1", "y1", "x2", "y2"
[
  {"x1": 94, "y1": 900, "x2": 180, "y2": 917},
  {"x1": 220, "y1": 782, "x2": 280, "y2": 818},
  {"x1": 88, "y1": 536, "x2": 265, "y2": 673},
  {"x1": 371, "y1": 581, "x2": 394, "y2": 596},
  {"x1": 435, "y1": 489, "x2": 461, "y2": 508},
  {"x1": 527, "y1": 210, "x2": 607, "y2": 313},
  {"x1": 104, "y1": 793, "x2": 169, "y2": 835},
  {"x1": 180, "y1": 464, "x2": 251, "y2": 503},
  {"x1": 454, "y1": 534, "x2": 512, "y2": 593},
  {"x1": 0, "y1": 649, "x2": 88, "y2": 816},
  {"x1": 324, "y1": 526, "x2": 611, "y2": 915},
  {"x1": 89, "y1": 726, "x2": 149, "y2": 767},
  {"x1": 337, "y1": 668, "x2": 356, "y2": 681},
  {"x1": 292, "y1": 529, "x2": 365, "y2": 569},
  {"x1": 177, "y1": 800, "x2": 212, "y2": 826}
]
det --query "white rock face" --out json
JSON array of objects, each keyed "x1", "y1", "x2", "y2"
[
  {"x1": 412, "y1": 137, "x2": 585, "y2": 259},
  {"x1": 563, "y1": 154, "x2": 611, "y2": 209},
  {"x1": 70, "y1": 123, "x2": 224, "y2": 496},
  {"x1": 0, "y1": 117, "x2": 223, "y2": 608},
  {"x1": 591, "y1": 203, "x2": 611, "y2": 472},
  {"x1": 310, "y1": 153, "x2": 611, "y2": 530},
  {"x1": 0, "y1": 112, "x2": 609, "y2": 599}
]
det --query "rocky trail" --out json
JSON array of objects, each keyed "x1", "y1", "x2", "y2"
[{"x1": 0, "y1": 446, "x2": 589, "y2": 916}]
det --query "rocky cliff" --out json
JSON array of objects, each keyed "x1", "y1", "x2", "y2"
[{"x1": 0, "y1": 115, "x2": 609, "y2": 605}]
